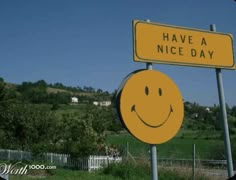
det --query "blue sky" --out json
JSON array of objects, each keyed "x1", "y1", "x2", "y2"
[{"x1": 0, "y1": 0, "x2": 236, "y2": 106}]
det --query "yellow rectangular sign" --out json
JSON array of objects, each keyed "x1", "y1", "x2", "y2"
[{"x1": 133, "y1": 20, "x2": 235, "y2": 69}]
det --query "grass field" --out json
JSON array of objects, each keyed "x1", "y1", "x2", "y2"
[{"x1": 106, "y1": 130, "x2": 225, "y2": 159}]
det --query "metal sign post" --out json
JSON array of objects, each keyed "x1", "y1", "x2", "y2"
[
  {"x1": 192, "y1": 144, "x2": 196, "y2": 180},
  {"x1": 210, "y1": 24, "x2": 234, "y2": 178},
  {"x1": 146, "y1": 62, "x2": 158, "y2": 180},
  {"x1": 146, "y1": 20, "x2": 158, "y2": 180}
]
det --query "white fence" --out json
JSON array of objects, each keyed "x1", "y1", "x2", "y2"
[
  {"x1": 0, "y1": 149, "x2": 32, "y2": 161},
  {"x1": 88, "y1": 155, "x2": 122, "y2": 171},
  {"x1": 158, "y1": 158, "x2": 227, "y2": 168},
  {"x1": 0, "y1": 149, "x2": 122, "y2": 171}
]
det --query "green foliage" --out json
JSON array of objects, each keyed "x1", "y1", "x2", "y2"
[
  {"x1": 17, "y1": 80, "x2": 72, "y2": 104},
  {"x1": 47, "y1": 92, "x2": 71, "y2": 104},
  {"x1": 59, "y1": 115, "x2": 98, "y2": 157},
  {"x1": 208, "y1": 143, "x2": 225, "y2": 160},
  {"x1": 183, "y1": 102, "x2": 229, "y2": 131},
  {"x1": 209, "y1": 138, "x2": 236, "y2": 164},
  {"x1": 102, "y1": 161, "x2": 150, "y2": 179},
  {"x1": 51, "y1": 102, "x2": 60, "y2": 110},
  {"x1": 17, "y1": 81, "x2": 47, "y2": 103},
  {"x1": 101, "y1": 160, "x2": 210, "y2": 180},
  {"x1": 158, "y1": 168, "x2": 187, "y2": 180},
  {"x1": 15, "y1": 79, "x2": 114, "y2": 106},
  {"x1": 47, "y1": 104, "x2": 121, "y2": 157},
  {"x1": 0, "y1": 103, "x2": 56, "y2": 151},
  {"x1": 231, "y1": 106, "x2": 236, "y2": 117}
]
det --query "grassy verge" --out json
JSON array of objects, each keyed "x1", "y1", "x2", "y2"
[
  {"x1": 10, "y1": 161, "x2": 210, "y2": 180},
  {"x1": 10, "y1": 168, "x2": 117, "y2": 180}
]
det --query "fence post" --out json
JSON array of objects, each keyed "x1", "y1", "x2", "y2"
[
  {"x1": 192, "y1": 144, "x2": 195, "y2": 180},
  {"x1": 126, "y1": 142, "x2": 129, "y2": 160},
  {"x1": 88, "y1": 156, "x2": 91, "y2": 172},
  {"x1": 8, "y1": 149, "x2": 10, "y2": 161},
  {"x1": 21, "y1": 150, "x2": 23, "y2": 161},
  {"x1": 51, "y1": 153, "x2": 53, "y2": 164}
]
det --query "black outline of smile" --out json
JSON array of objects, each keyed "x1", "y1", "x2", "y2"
[{"x1": 131, "y1": 104, "x2": 173, "y2": 128}]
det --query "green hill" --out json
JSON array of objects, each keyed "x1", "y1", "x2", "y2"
[{"x1": 0, "y1": 77, "x2": 236, "y2": 158}]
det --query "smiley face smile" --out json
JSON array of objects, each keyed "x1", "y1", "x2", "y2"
[{"x1": 131, "y1": 104, "x2": 173, "y2": 128}]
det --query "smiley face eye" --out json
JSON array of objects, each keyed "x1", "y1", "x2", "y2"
[
  {"x1": 145, "y1": 86, "x2": 149, "y2": 96},
  {"x1": 158, "y1": 88, "x2": 162, "y2": 96}
]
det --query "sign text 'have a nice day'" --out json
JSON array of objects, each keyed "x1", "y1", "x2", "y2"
[
  {"x1": 157, "y1": 32, "x2": 213, "y2": 59},
  {"x1": 133, "y1": 20, "x2": 234, "y2": 69}
]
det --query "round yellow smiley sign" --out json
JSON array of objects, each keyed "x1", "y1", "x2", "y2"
[{"x1": 116, "y1": 69, "x2": 184, "y2": 144}]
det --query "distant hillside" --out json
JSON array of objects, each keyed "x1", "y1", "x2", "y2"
[
  {"x1": 1, "y1": 77, "x2": 236, "y2": 133},
  {"x1": 47, "y1": 87, "x2": 71, "y2": 94},
  {"x1": 0, "y1": 78, "x2": 113, "y2": 105},
  {"x1": 46, "y1": 87, "x2": 100, "y2": 97}
]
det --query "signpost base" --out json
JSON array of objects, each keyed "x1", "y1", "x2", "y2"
[{"x1": 150, "y1": 145, "x2": 158, "y2": 180}]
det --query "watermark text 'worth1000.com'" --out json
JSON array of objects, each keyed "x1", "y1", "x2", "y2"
[{"x1": 0, "y1": 162, "x2": 56, "y2": 175}]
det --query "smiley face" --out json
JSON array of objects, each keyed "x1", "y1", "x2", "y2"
[{"x1": 116, "y1": 70, "x2": 184, "y2": 144}]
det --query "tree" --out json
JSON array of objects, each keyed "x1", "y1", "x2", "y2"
[
  {"x1": 0, "y1": 78, "x2": 17, "y2": 104},
  {"x1": 34, "y1": 80, "x2": 47, "y2": 88},
  {"x1": 0, "y1": 78, "x2": 5, "y2": 101},
  {"x1": 97, "y1": 88, "x2": 103, "y2": 93},
  {"x1": 231, "y1": 106, "x2": 236, "y2": 117},
  {"x1": 17, "y1": 81, "x2": 48, "y2": 103},
  {"x1": 59, "y1": 114, "x2": 99, "y2": 157},
  {"x1": 0, "y1": 103, "x2": 56, "y2": 152}
]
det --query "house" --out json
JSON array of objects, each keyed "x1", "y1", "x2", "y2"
[
  {"x1": 191, "y1": 113, "x2": 199, "y2": 119},
  {"x1": 71, "y1": 97, "x2": 78, "y2": 104},
  {"x1": 205, "y1": 107, "x2": 211, "y2": 113},
  {"x1": 93, "y1": 101, "x2": 99, "y2": 106},
  {"x1": 99, "y1": 101, "x2": 111, "y2": 107},
  {"x1": 93, "y1": 101, "x2": 111, "y2": 107}
]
